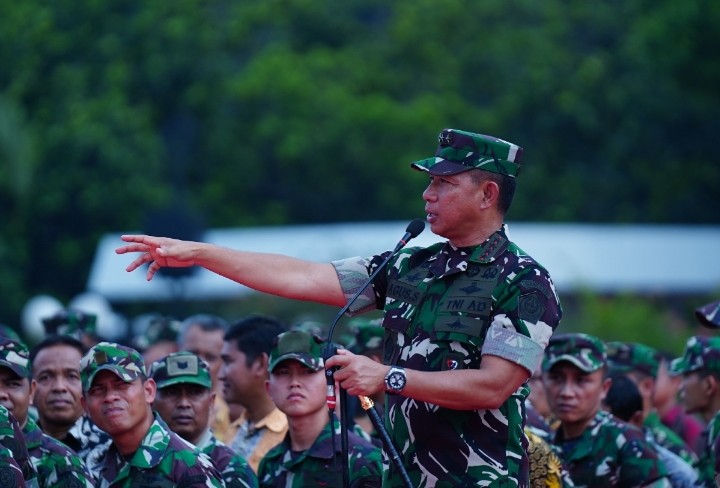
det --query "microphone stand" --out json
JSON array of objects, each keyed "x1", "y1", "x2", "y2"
[{"x1": 323, "y1": 219, "x2": 423, "y2": 488}]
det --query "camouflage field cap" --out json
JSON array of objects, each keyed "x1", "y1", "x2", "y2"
[
  {"x1": 42, "y1": 309, "x2": 97, "y2": 340},
  {"x1": 132, "y1": 315, "x2": 181, "y2": 352},
  {"x1": 80, "y1": 342, "x2": 146, "y2": 391},
  {"x1": 606, "y1": 341, "x2": 661, "y2": 377},
  {"x1": 0, "y1": 337, "x2": 30, "y2": 378},
  {"x1": 695, "y1": 300, "x2": 720, "y2": 329},
  {"x1": 268, "y1": 330, "x2": 325, "y2": 373},
  {"x1": 350, "y1": 318, "x2": 384, "y2": 355},
  {"x1": 670, "y1": 336, "x2": 720, "y2": 375},
  {"x1": 411, "y1": 128, "x2": 523, "y2": 178},
  {"x1": 0, "y1": 325, "x2": 21, "y2": 343},
  {"x1": 149, "y1": 352, "x2": 212, "y2": 389},
  {"x1": 542, "y1": 333, "x2": 607, "y2": 373}
]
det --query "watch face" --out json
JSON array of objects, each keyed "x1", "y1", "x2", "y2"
[{"x1": 388, "y1": 371, "x2": 406, "y2": 390}]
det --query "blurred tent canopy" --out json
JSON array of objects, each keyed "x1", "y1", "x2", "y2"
[{"x1": 90, "y1": 221, "x2": 720, "y2": 302}]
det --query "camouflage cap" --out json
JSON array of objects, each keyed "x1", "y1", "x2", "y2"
[
  {"x1": 411, "y1": 128, "x2": 523, "y2": 178},
  {"x1": 542, "y1": 333, "x2": 607, "y2": 373},
  {"x1": 350, "y1": 318, "x2": 384, "y2": 355},
  {"x1": 268, "y1": 330, "x2": 325, "y2": 373},
  {"x1": 149, "y1": 352, "x2": 212, "y2": 389},
  {"x1": 670, "y1": 336, "x2": 720, "y2": 375},
  {"x1": 132, "y1": 315, "x2": 181, "y2": 352},
  {"x1": 0, "y1": 325, "x2": 21, "y2": 343},
  {"x1": 606, "y1": 341, "x2": 661, "y2": 378},
  {"x1": 695, "y1": 300, "x2": 720, "y2": 329},
  {"x1": 42, "y1": 309, "x2": 97, "y2": 340},
  {"x1": 80, "y1": 342, "x2": 146, "y2": 391},
  {"x1": 0, "y1": 337, "x2": 30, "y2": 379}
]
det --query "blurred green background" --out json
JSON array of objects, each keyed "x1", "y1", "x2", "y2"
[{"x1": 1, "y1": 0, "x2": 718, "y2": 351}]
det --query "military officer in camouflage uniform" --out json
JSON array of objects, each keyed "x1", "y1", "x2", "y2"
[
  {"x1": 606, "y1": 341, "x2": 697, "y2": 464},
  {"x1": 117, "y1": 128, "x2": 563, "y2": 487},
  {"x1": 29, "y1": 335, "x2": 112, "y2": 479},
  {"x1": 0, "y1": 404, "x2": 38, "y2": 487},
  {"x1": 258, "y1": 330, "x2": 382, "y2": 487},
  {"x1": 0, "y1": 337, "x2": 94, "y2": 487},
  {"x1": 671, "y1": 335, "x2": 720, "y2": 487},
  {"x1": 542, "y1": 333, "x2": 670, "y2": 487},
  {"x1": 41, "y1": 309, "x2": 99, "y2": 350},
  {"x1": 150, "y1": 351, "x2": 258, "y2": 488},
  {"x1": 80, "y1": 341, "x2": 226, "y2": 487}
]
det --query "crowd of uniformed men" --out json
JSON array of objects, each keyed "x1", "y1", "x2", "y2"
[{"x1": 2, "y1": 300, "x2": 720, "y2": 487}]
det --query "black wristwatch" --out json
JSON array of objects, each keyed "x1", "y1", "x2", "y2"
[{"x1": 384, "y1": 366, "x2": 407, "y2": 395}]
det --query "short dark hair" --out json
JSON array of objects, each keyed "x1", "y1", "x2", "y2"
[
  {"x1": 604, "y1": 373, "x2": 643, "y2": 422},
  {"x1": 225, "y1": 315, "x2": 287, "y2": 367},
  {"x1": 178, "y1": 313, "x2": 228, "y2": 346},
  {"x1": 29, "y1": 335, "x2": 87, "y2": 374},
  {"x1": 469, "y1": 169, "x2": 516, "y2": 215}
]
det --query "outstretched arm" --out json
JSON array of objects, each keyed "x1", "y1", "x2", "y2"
[{"x1": 116, "y1": 235, "x2": 346, "y2": 307}]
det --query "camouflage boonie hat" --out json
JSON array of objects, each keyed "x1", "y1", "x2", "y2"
[
  {"x1": 80, "y1": 342, "x2": 146, "y2": 391},
  {"x1": 542, "y1": 333, "x2": 607, "y2": 373},
  {"x1": 606, "y1": 341, "x2": 661, "y2": 378},
  {"x1": 268, "y1": 330, "x2": 325, "y2": 373},
  {"x1": 695, "y1": 300, "x2": 720, "y2": 329},
  {"x1": 42, "y1": 309, "x2": 97, "y2": 340},
  {"x1": 149, "y1": 352, "x2": 212, "y2": 389},
  {"x1": 0, "y1": 337, "x2": 30, "y2": 378},
  {"x1": 670, "y1": 336, "x2": 720, "y2": 375},
  {"x1": 411, "y1": 128, "x2": 523, "y2": 178}
]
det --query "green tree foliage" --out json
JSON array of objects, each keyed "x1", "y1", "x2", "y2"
[{"x1": 0, "y1": 0, "x2": 718, "y2": 325}]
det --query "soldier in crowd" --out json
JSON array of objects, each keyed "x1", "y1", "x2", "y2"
[
  {"x1": 79, "y1": 341, "x2": 225, "y2": 486},
  {"x1": 604, "y1": 373, "x2": 698, "y2": 487},
  {"x1": 605, "y1": 340, "x2": 697, "y2": 464},
  {"x1": 150, "y1": 351, "x2": 257, "y2": 488},
  {"x1": 258, "y1": 330, "x2": 382, "y2": 487},
  {"x1": 41, "y1": 309, "x2": 99, "y2": 350},
  {"x1": 542, "y1": 333, "x2": 670, "y2": 487},
  {"x1": 0, "y1": 403, "x2": 38, "y2": 487},
  {"x1": 526, "y1": 365, "x2": 557, "y2": 437},
  {"x1": 132, "y1": 315, "x2": 182, "y2": 368},
  {"x1": 347, "y1": 318, "x2": 384, "y2": 443},
  {"x1": 220, "y1": 316, "x2": 288, "y2": 473},
  {"x1": 29, "y1": 335, "x2": 112, "y2": 477},
  {"x1": 671, "y1": 335, "x2": 720, "y2": 487},
  {"x1": 0, "y1": 337, "x2": 95, "y2": 487},
  {"x1": 177, "y1": 313, "x2": 236, "y2": 443},
  {"x1": 655, "y1": 349, "x2": 705, "y2": 455}
]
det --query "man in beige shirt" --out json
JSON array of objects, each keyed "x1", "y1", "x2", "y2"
[{"x1": 220, "y1": 315, "x2": 289, "y2": 472}]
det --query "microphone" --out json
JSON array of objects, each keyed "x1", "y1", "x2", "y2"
[
  {"x1": 323, "y1": 218, "x2": 425, "y2": 408},
  {"x1": 393, "y1": 218, "x2": 426, "y2": 253},
  {"x1": 323, "y1": 219, "x2": 424, "y2": 488}
]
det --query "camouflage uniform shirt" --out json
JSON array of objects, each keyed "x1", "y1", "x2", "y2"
[
  {"x1": 258, "y1": 417, "x2": 382, "y2": 488},
  {"x1": 0, "y1": 405, "x2": 38, "y2": 487},
  {"x1": 23, "y1": 416, "x2": 95, "y2": 487},
  {"x1": 97, "y1": 413, "x2": 225, "y2": 488},
  {"x1": 333, "y1": 225, "x2": 562, "y2": 487},
  {"x1": 696, "y1": 409, "x2": 720, "y2": 487},
  {"x1": 196, "y1": 429, "x2": 258, "y2": 488},
  {"x1": 643, "y1": 410, "x2": 697, "y2": 465},
  {"x1": 553, "y1": 410, "x2": 670, "y2": 487},
  {"x1": 0, "y1": 405, "x2": 38, "y2": 488},
  {"x1": 64, "y1": 413, "x2": 112, "y2": 480}
]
